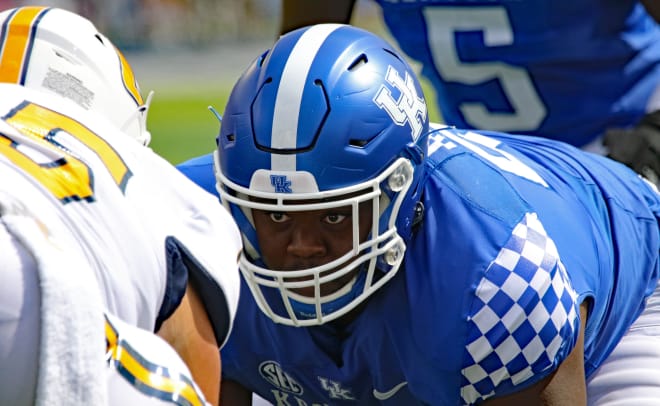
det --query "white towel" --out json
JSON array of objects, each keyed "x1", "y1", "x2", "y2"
[{"x1": 1, "y1": 198, "x2": 107, "y2": 406}]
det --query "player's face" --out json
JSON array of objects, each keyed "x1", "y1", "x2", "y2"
[{"x1": 252, "y1": 199, "x2": 373, "y2": 298}]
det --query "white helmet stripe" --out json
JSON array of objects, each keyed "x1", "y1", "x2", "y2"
[{"x1": 271, "y1": 24, "x2": 343, "y2": 172}]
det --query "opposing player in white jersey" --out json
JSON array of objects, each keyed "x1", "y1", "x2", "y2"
[
  {"x1": 0, "y1": 83, "x2": 242, "y2": 405},
  {"x1": 0, "y1": 7, "x2": 242, "y2": 406},
  {"x1": 2, "y1": 196, "x2": 215, "y2": 406}
]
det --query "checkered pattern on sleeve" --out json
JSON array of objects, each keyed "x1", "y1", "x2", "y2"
[{"x1": 460, "y1": 213, "x2": 579, "y2": 405}]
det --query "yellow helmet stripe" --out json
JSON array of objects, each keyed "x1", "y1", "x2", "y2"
[
  {"x1": 104, "y1": 316, "x2": 206, "y2": 406},
  {"x1": 115, "y1": 46, "x2": 144, "y2": 106},
  {"x1": 0, "y1": 6, "x2": 50, "y2": 84}
]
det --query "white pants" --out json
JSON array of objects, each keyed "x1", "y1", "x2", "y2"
[{"x1": 587, "y1": 281, "x2": 660, "y2": 405}]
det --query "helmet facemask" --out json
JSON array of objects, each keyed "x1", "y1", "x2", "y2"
[
  {"x1": 215, "y1": 151, "x2": 415, "y2": 326},
  {"x1": 215, "y1": 23, "x2": 429, "y2": 326},
  {"x1": 119, "y1": 90, "x2": 154, "y2": 147}
]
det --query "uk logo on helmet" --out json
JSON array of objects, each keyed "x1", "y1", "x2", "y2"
[
  {"x1": 270, "y1": 174, "x2": 293, "y2": 193},
  {"x1": 373, "y1": 65, "x2": 427, "y2": 140}
]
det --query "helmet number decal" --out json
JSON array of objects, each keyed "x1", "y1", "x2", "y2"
[
  {"x1": 0, "y1": 101, "x2": 131, "y2": 203},
  {"x1": 374, "y1": 65, "x2": 428, "y2": 140}
]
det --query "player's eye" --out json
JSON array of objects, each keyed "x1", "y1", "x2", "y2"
[
  {"x1": 324, "y1": 213, "x2": 347, "y2": 225},
  {"x1": 268, "y1": 212, "x2": 289, "y2": 223}
]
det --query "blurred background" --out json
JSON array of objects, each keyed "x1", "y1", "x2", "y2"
[{"x1": 2, "y1": 0, "x2": 437, "y2": 164}]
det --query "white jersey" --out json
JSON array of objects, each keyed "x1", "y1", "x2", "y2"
[{"x1": 0, "y1": 83, "x2": 241, "y2": 337}]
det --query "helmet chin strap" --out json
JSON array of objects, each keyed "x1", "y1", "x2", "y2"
[{"x1": 286, "y1": 269, "x2": 368, "y2": 320}]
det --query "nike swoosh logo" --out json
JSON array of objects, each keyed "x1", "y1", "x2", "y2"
[{"x1": 372, "y1": 381, "x2": 408, "y2": 400}]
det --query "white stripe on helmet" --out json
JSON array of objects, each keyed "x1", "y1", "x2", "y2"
[{"x1": 271, "y1": 24, "x2": 343, "y2": 171}]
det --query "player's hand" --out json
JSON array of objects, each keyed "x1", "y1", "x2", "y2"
[{"x1": 604, "y1": 110, "x2": 660, "y2": 186}]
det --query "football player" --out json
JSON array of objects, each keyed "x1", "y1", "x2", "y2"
[
  {"x1": 279, "y1": 0, "x2": 660, "y2": 184},
  {"x1": 179, "y1": 24, "x2": 660, "y2": 404},
  {"x1": 0, "y1": 7, "x2": 242, "y2": 405},
  {"x1": 0, "y1": 82, "x2": 241, "y2": 406}
]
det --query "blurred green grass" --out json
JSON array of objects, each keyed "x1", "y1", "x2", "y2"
[
  {"x1": 148, "y1": 80, "x2": 440, "y2": 165},
  {"x1": 147, "y1": 90, "x2": 228, "y2": 165},
  {"x1": 142, "y1": 4, "x2": 442, "y2": 166}
]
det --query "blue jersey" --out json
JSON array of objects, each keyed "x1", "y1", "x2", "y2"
[
  {"x1": 372, "y1": 0, "x2": 660, "y2": 146},
  {"x1": 178, "y1": 128, "x2": 660, "y2": 404}
]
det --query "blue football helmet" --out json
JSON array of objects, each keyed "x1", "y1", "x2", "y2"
[{"x1": 215, "y1": 24, "x2": 429, "y2": 326}]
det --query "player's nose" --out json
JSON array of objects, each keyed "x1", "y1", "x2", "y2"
[{"x1": 286, "y1": 222, "x2": 326, "y2": 259}]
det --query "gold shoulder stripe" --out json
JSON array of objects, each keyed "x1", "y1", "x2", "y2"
[
  {"x1": 105, "y1": 315, "x2": 206, "y2": 406},
  {"x1": 105, "y1": 315, "x2": 118, "y2": 351},
  {"x1": 0, "y1": 6, "x2": 50, "y2": 84}
]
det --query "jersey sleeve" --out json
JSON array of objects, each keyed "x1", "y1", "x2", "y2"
[
  {"x1": 159, "y1": 171, "x2": 242, "y2": 348},
  {"x1": 132, "y1": 147, "x2": 242, "y2": 348},
  {"x1": 460, "y1": 212, "x2": 580, "y2": 404},
  {"x1": 176, "y1": 153, "x2": 218, "y2": 196}
]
